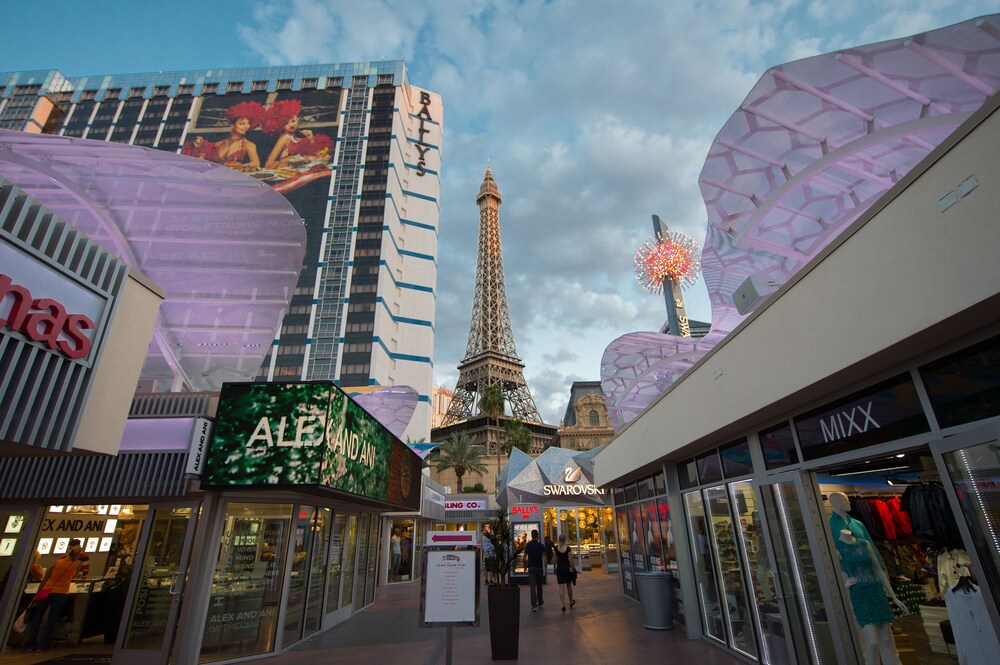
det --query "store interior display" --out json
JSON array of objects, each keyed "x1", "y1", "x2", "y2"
[
  {"x1": 819, "y1": 447, "x2": 997, "y2": 665},
  {"x1": 5, "y1": 504, "x2": 146, "y2": 653}
]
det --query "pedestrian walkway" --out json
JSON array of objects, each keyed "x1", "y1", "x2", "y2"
[{"x1": 269, "y1": 570, "x2": 744, "y2": 664}]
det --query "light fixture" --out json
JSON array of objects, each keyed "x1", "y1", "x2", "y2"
[
  {"x1": 831, "y1": 465, "x2": 909, "y2": 477},
  {"x1": 118, "y1": 505, "x2": 135, "y2": 519}
]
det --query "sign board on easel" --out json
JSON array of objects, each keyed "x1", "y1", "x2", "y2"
[
  {"x1": 420, "y1": 546, "x2": 480, "y2": 627},
  {"x1": 420, "y1": 546, "x2": 480, "y2": 665}
]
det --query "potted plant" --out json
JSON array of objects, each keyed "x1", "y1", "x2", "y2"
[{"x1": 482, "y1": 509, "x2": 526, "y2": 660}]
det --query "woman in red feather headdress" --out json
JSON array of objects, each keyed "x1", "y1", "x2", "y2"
[
  {"x1": 211, "y1": 101, "x2": 266, "y2": 170},
  {"x1": 264, "y1": 99, "x2": 333, "y2": 168}
]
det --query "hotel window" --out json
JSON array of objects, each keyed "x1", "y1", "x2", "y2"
[
  {"x1": 302, "y1": 78, "x2": 318, "y2": 89},
  {"x1": 129, "y1": 87, "x2": 146, "y2": 98},
  {"x1": 226, "y1": 81, "x2": 244, "y2": 93},
  {"x1": 327, "y1": 77, "x2": 343, "y2": 88},
  {"x1": 251, "y1": 80, "x2": 268, "y2": 92},
  {"x1": 202, "y1": 82, "x2": 219, "y2": 94},
  {"x1": 177, "y1": 84, "x2": 194, "y2": 95},
  {"x1": 153, "y1": 86, "x2": 170, "y2": 97},
  {"x1": 276, "y1": 79, "x2": 293, "y2": 90}
]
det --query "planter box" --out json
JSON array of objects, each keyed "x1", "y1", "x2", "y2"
[{"x1": 487, "y1": 585, "x2": 520, "y2": 660}]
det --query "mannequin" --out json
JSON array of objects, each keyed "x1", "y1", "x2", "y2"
[{"x1": 830, "y1": 492, "x2": 907, "y2": 665}]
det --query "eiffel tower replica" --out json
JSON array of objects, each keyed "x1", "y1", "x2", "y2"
[{"x1": 434, "y1": 167, "x2": 555, "y2": 474}]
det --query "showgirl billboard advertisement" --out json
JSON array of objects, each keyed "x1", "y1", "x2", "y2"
[{"x1": 181, "y1": 89, "x2": 342, "y2": 195}]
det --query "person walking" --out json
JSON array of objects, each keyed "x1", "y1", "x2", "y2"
[
  {"x1": 554, "y1": 534, "x2": 576, "y2": 611},
  {"x1": 389, "y1": 528, "x2": 402, "y2": 578},
  {"x1": 525, "y1": 529, "x2": 546, "y2": 612},
  {"x1": 26, "y1": 541, "x2": 85, "y2": 652}
]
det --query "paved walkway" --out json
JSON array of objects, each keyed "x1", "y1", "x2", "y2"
[{"x1": 269, "y1": 571, "x2": 744, "y2": 664}]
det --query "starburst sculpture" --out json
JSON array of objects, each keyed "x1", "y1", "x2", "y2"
[{"x1": 634, "y1": 231, "x2": 702, "y2": 294}]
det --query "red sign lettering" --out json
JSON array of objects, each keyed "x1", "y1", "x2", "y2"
[
  {"x1": 510, "y1": 505, "x2": 539, "y2": 519},
  {"x1": 0, "y1": 273, "x2": 95, "y2": 360}
]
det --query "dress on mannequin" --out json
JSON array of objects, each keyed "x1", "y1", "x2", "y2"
[{"x1": 835, "y1": 535, "x2": 896, "y2": 627}]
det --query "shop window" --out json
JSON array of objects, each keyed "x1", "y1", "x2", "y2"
[
  {"x1": 615, "y1": 507, "x2": 635, "y2": 598},
  {"x1": 282, "y1": 506, "x2": 317, "y2": 646},
  {"x1": 324, "y1": 514, "x2": 346, "y2": 615},
  {"x1": 759, "y1": 422, "x2": 799, "y2": 470},
  {"x1": 678, "y1": 458, "x2": 699, "y2": 490},
  {"x1": 719, "y1": 439, "x2": 753, "y2": 478},
  {"x1": 696, "y1": 450, "x2": 723, "y2": 485},
  {"x1": 683, "y1": 491, "x2": 726, "y2": 642},
  {"x1": 199, "y1": 503, "x2": 291, "y2": 663},
  {"x1": 920, "y1": 334, "x2": 1000, "y2": 429},
  {"x1": 637, "y1": 477, "x2": 655, "y2": 500},
  {"x1": 340, "y1": 515, "x2": 359, "y2": 608},
  {"x1": 793, "y1": 374, "x2": 929, "y2": 462}
]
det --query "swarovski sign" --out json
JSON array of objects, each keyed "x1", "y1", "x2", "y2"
[{"x1": 542, "y1": 466, "x2": 605, "y2": 496}]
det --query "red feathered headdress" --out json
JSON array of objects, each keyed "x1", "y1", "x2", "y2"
[
  {"x1": 288, "y1": 133, "x2": 334, "y2": 157},
  {"x1": 262, "y1": 99, "x2": 303, "y2": 134},
  {"x1": 225, "y1": 101, "x2": 267, "y2": 128}
]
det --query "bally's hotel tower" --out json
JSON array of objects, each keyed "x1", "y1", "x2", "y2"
[{"x1": 0, "y1": 62, "x2": 442, "y2": 441}]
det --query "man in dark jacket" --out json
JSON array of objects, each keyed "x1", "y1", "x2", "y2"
[{"x1": 526, "y1": 529, "x2": 545, "y2": 611}]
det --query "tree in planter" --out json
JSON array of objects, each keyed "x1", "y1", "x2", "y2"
[
  {"x1": 429, "y1": 433, "x2": 488, "y2": 492},
  {"x1": 482, "y1": 509, "x2": 526, "y2": 660},
  {"x1": 482, "y1": 509, "x2": 525, "y2": 586}
]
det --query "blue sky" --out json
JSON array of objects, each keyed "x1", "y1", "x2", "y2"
[{"x1": 3, "y1": 1, "x2": 995, "y2": 425}]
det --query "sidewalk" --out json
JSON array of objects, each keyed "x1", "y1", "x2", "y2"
[{"x1": 268, "y1": 571, "x2": 744, "y2": 665}]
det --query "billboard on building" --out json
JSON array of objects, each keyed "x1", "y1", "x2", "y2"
[
  {"x1": 180, "y1": 89, "x2": 341, "y2": 194},
  {"x1": 204, "y1": 382, "x2": 421, "y2": 509}
]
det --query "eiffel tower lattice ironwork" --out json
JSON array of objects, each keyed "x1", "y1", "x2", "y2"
[{"x1": 442, "y1": 166, "x2": 542, "y2": 426}]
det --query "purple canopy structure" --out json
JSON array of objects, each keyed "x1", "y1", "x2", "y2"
[
  {"x1": 603, "y1": 15, "x2": 1000, "y2": 430},
  {"x1": 353, "y1": 385, "x2": 419, "y2": 439},
  {"x1": 0, "y1": 129, "x2": 306, "y2": 391}
]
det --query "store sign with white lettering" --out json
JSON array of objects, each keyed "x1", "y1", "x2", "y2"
[
  {"x1": 794, "y1": 374, "x2": 930, "y2": 461},
  {"x1": 204, "y1": 382, "x2": 421, "y2": 509},
  {"x1": 444, "y1": 500, "x2": 484, "y2": 511}
]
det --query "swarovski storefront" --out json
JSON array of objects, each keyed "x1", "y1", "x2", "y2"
[{"x1": 497, "y1": 447, "x2": 618, "y2": 577}]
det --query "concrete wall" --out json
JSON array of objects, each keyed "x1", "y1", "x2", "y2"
[{"x1": 73, "y1": 269, "x2": 163, "y2": 455}]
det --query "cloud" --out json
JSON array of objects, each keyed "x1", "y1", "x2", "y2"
[{"x1": 239, "y1": 0, "x2": 998, "y2": 427}]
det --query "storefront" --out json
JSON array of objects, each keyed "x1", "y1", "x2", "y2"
[
  {"x1": 611, "y1": 472, "x2": 682, "y2": 624},
  {"x1": 497, "y1": 447, "x2": 618, "y2": 577},
  {"x1": 0, "y1": 381, "x2": 423, "y2": 664},
  {"x1": 594, "y1": 18, "x2": 1000, "y2": 665}
]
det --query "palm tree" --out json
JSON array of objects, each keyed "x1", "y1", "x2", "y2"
[
  {"x1": 429, "y1": 433, "x2": 489, "y2": 492},
  {"x1": 478, "y1": 383, "x2": 506, "y2": 423},
  {"x1": 500, "y1": 418, "x2": 533, "y2": 472}
]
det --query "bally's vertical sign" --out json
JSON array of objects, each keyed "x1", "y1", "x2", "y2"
[{"x1": 414, "y1": 90, "x2": 435, "y2": 176}]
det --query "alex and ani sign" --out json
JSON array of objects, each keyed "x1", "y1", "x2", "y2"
[{"x1": 204, "y1": 382, "x2": 421, "y2": 509}]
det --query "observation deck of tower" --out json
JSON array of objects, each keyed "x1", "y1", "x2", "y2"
[{"x1": 442, "y1": 166, "x2": 542, "y2": 426}]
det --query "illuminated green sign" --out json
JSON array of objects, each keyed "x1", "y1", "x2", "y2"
[{"x1": 205, "y1": 382, "x2": 420, "y2": 509}]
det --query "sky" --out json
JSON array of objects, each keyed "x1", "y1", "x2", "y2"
[{"x1": 2, "y1": 0, "x2": 995, "y2": 426}]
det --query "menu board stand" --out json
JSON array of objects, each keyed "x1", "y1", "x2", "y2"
[{"x1": 420, "y1": 546, "x2": 480, "y2": 665}]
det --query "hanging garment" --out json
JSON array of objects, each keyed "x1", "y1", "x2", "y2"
[
  {"x1": 937, "y1": 549, "x2": 972, "y2": 596},
  {"x1": 901, "y1": 483, "x2": 963, "y2": 547},
  {"x1": 836, "y1": 537, "x2": 896, "y2": 627},
  {"x1": 886, "y1": 497, "x2": 914, "y2": 539},
  {"x1": 945, "y1": 582, "x2": 1000, "y2": 665},
  {"x1": 868, "y1": 498, "x2": 897, "y2": 541}
]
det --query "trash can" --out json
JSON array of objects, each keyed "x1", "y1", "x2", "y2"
[{"x1": 634, "y1": 571, "x2": 674, "y2": 630}]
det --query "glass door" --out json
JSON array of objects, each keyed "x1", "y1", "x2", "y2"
[
  {"x1": 753, "y1": 472, "x2": 860, "y2": 665},
  {"x1": 116, "y1": 501, "x2": 200, "y2": 664},
  {"x1": 931, "y1": 425, "x2": 1000, "y2": 637}
]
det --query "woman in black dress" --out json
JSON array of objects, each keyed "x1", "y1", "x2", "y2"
[{"x1": 554, "y1": 534, "x2": 576, "y2": 611}]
